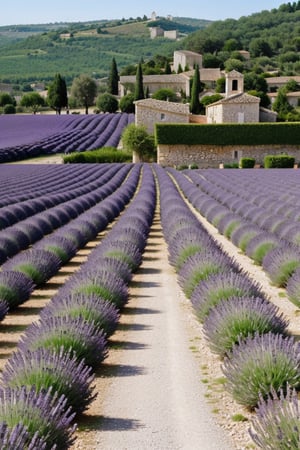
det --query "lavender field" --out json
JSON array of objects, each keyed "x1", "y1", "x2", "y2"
[
  {"x1": 0, "y1": 164, "x2": 300, "y2": 449},
  {"x1": 0, "y1": 113, "x2": 134, "y2": 163}
]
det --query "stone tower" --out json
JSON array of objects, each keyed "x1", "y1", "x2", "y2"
[{"x1": 225, "y1": 70, "x2": 244, "y2": 97}]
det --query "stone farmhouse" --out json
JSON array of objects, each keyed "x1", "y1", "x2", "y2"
[
  {"x1": 173, "y1": 50, "x2": 203, "y2": 73},
  {"x1": 206, "y1": 70, "x2": 261, "y2": 123}
]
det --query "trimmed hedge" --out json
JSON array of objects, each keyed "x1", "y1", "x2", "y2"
[
  {"x1": 240, "y1": 157, "x2": 255, "y2": 168},
  {"x1": 63, "y1": 147, "x2": 132, "y2": 164},
  {"x1": 155, "y1": 123, "x2": 300, "y2": 146},
  {"x1": 264, "y1": 154, "x2": 295, "y2": 168}
]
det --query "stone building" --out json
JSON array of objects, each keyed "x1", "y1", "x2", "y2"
[
  {"x1": 173, "y1": 50, "x2": 203, "y2": 73},
  {"x1": 206, "y1": 70, "x2": 260, "y2": 123},
  {"x1": 119, "y1": 74, "x2": 190, "y2": 97},
  {"x1": 134, "y1": 98, "x2": 190, "y2": 133}
]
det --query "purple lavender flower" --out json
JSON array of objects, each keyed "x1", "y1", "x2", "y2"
[
  {"x1": 191, "y1": 271, "x2": 268, "y2": 322},
  {"x1": 222, "y1": 332, "x2": 300, "y2": 409},
  {"x1": 41, "y1": 292, "x2": 120, "y2": 336},
  {"x1": 286, "y1": 267, "x2": 300, "y2": 307},
  {"x1": 249, "y1": 385, "x2": 300, "y2": 449},
  {"x1": 18, "y1": 315, "x2": 108, "y2": 368},
  {"x1": 0, "y1": 270, "x2": 35, "y2": 309},
  {"x1": 0, "y1": 385, "x2": 76, "y2": 449},
  {"x1": 2, "y1": 347, "x2": 96, "y2": 414},
  {"x1": 262, "y1": 243, "x2": 300, "y2": 287},
  {"x1": 246, "y1": 232, "x2": 280, "y2": 265},
  {"x1": 203, "y1": 296, "x2": 288, "y2": 357},
  {"x1": 0, "y1": 422, "x2": 47, "y2": 450}
]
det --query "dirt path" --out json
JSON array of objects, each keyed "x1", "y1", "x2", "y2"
[{"x1": 72, "y1": 213, "x2": 235, "y2": 450}]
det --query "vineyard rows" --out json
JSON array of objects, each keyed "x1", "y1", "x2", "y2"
[
  {"x1": 0, "y1": 113, "x2": 134, "y2": 163},
  {"x1": 0, "y1": 164, "x2": 300, "y2": 448}
]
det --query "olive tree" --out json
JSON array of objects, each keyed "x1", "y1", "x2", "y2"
[{"x1": 70, "y1": 75, "x2": 97, "y2": 114}]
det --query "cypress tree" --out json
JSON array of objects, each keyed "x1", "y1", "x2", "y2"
[
  {"x1": 134, "y1": 62, "x2": 145, "y2": 101},
  {"x1": 47, "y1": 73, "x2": 68, "y2": 115},
  {"x1": 190, "y1": 65, "x2": 201, "y2": 114},
  {"x1": 108, "y1": 58, "x2": 119, "y2": 95}
]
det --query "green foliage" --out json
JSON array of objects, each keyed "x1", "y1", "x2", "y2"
[
  {"x1": 20, "y1": 92, "x2": 45, "y2": 113},
  {"x1": 108, "y1": 57, "x2": 119, "y2": 95},
  {"x1": 71, "y1": 74, "x2": 98, "y2": 114},
  {"x1": 96, "y1": 93, "x2": 118, "y2": 113},
  {"x1": 0, "y1": 92, "x2": 15, "y2": 106},
  {"x1": 155, "y1": 123, "x2": 300, "y2": 146},
  {"x1": 47, "y1": 73, "x2": 68, "y2": 114},
  {"x1": 190, "y1": 65, "x2": 201, "y2": 114},
  {"x1": 3, "y1": 104, "x2": 16, "y2": 114},
  {"x1": 200, "y1": 94, "x2": 223, "y2": 106},
  {"x1": 152, "y1": 88, "x2": 177, "y2": 101},
  {"x1": 134, "y1": 62, "x2": 144, "y2": 101},
  {"x1": 264, "y1": 154, "x2": 295, "y2": 168},
  {"x1": 121, "y1": 123, "x2": 155, "y2": 161},
  {"x1": 119, "y1": 93, "x2": 135, "y2": 113},
  {"x1": 63, "y1": 147, "x2": 131, "y2": 163},
  {"x1": 239, "y1": 157, "x2": 255, "y2": 168}
]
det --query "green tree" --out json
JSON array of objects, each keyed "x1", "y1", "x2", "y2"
[
  {"x1": 108, "y1": 58, "x2": 119, "y2": 95},
  {"x1": 70, "y1": 74, "x2": 97, "y2": 114},
  {"x1": 152, "y1": 88, "x2": 177, "y2": 102},
  {"x1": 96, "y1": 93, "x2": 118, "y2": 113},
  {"x1": 119, "y1": 93, "x2": 135, "y2": 113},
  {"x1": 20, "y1": 92, "x2": 45, "y2": 114},
  {"x1": 272, "y1": 87, "x2": 293, "y2": 120},
  {"x1": 164, "y1": 60, "x2": 172, "y2": 74},
  {"x1": 47, "y1": 73, "x2": 68, "y2": 114},
  {"x1": 3, "y1": 104, "x2": 16, "y2": 114},
  {"x1": 190, "y1": 65, "x2": 201, "y2": 114},
  {"x1": 0, "y1": 92, "x2": 16, "y2": 107},
  {"x1": 121, "y1": 123, "x2": 155, "y2": 161},
  {"x1": 134, "y1": 63, "x2": 144, "y2": 101}
]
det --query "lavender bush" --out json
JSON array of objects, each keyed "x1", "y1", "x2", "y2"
[
  {"x1": 203, "y1": 296, "x2": 288, "y2": 357},
  {"x1": 41, "y1": 292, "x2": 120, "y2": 336},
  {"x1": 286, "y1": 267, "x2": 300, "y2": 307},
  {"x1": 18, "y1": 316, "x2": 108, "y2": 368},
  {"x1": 262, "y1": 244, "x2": 300, "y2": 287},
  {"x1": 190, "y1": 271, "x2": 267, "y2": 322},
  {"x1": 0, "y1": 386, "x2": 76, "y2": 449},
  {"x1": 222, "y1": 332, "x2": 300, "y2": 409},
  {"x1": 2, "y1": 250, "x2": 61, "y2": 285},
  {"x1": 2, "y1": 347, "x2": 96, "y2": 414},
  {"x1": 246, "y1": 232, "x2": 280, "y2": 265},
  {"x1": 0, "y1": 271, "x2": 35, "y2": 309},
  {"x1": 249, "y1": 385, "x2": 300, "y2": 449},
  {"x1": 0, "y1": 422, "x2": 47, "y2": 450}
]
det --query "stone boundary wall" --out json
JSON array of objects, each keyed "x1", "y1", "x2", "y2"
[{"x1": 157, "y1": 144, "x2": 300, "y2": 168}]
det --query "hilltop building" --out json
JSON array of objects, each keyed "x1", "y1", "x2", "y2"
[{"x1": 173, "y1": 50, "x2": 203, "y2": 73}]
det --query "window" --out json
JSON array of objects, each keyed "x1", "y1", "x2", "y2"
[
  {"x1": 232, "y1": 79, "x2": 238, "y2": 91},
  {"x1": 160, "y1": 113, "x2": 165, "y2": 120}
]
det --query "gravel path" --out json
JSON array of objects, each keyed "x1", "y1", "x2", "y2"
[{"x1": 72, "y1": 213, "x2": 235, "y2": 450}]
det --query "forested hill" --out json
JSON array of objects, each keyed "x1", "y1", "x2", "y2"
[
  {"x1": 183, "y1": 2, "x2": 300, "y2": 60},
  {"x1": 0, "y1": 17, "x2": 209, "y2": 84}
]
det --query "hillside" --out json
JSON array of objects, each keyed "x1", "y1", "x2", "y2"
[{"x1": 0, "y1": 17, "x2": 209, "y2": 85}]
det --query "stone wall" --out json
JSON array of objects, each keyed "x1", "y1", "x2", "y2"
[{"x1": 157, "y1": 144, "x2": 300, "y2": 167}]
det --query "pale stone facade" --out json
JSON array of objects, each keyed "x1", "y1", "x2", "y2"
[
  {"x1": 206, "y1": 93, "x2": 260, "y2": 123},
  {"x1": 119, "y1": 74, "x2": 189, "y2": 97},
  {"x1": 173, "y1": 50, "x2": 202, "y2": 73},
  {"x1": 135, "y1": 98, "x2": 190, "y2": 133},
  {"x1": 158, "y1": 144, "x2": 300, "y2": 168}
]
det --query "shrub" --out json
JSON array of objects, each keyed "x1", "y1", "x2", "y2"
[
  {"x1": 262, "y1": 244, "x2": 300, "y2": 287},
  {"x1": 231, "y1": 224, "x2": 261, "y2": 252},
  {"x1": 222, "y1": 332, "x2": 300, "y2": 409},
  {"x1": 119, "y1": 93, "x2": 135, "y2": 113},
  {"x1": 96, "y1": 93, "x2": 118, "y2": 113},
  {"x1": 2, "y1": 250, "x2": 61, "y2": 285},
  {"x1": 41, "y1": 293, "x2": 120, "y2": 336},
  {"x1": 63, "y1": 148, "x2": 132, "y2": 164},
  {"x1": 239, "y1": 157, "x2": 255, "y2": 168},
  {"x1": 3, "y1": 104, "x2": 16, "y2": 114},
  {"x1": 18, "y1": 316, "x2": 108, "y2": 368},
  {"x1": 34, "y1": 236, "x2": 77, "y2": 263},
  {"x1": 264, "y1": 154, "x2": 295, "y2": 168},
  {"x1": 286, "y1": 267, "x2": 300, "y2": 307},
  {"x1": 249, "y1": 385, "x2": 300, "y2": 449},
  {"x1": 0, "y1": 386, "x2": 76, "y2": 449},
  {"x1": 1, "y1": 348, "x2": 95, "y2": 414},
  {"x1": 217, "y1": 213, "x2": 242, "y2": 239},
  {"x1": 0, "y1": 422, "x2": 47, "y2": 449},
  {"x1": 0, "y1": 300, "x2": 8, "y2": 321},
  {"x1": 191, "y1": 271, "x2": 266, "y2": 322},
  {"x1": 178, "y1": 251, "x2": 235, "y2": 299},
  {"x1": 246, "y1": 232, "x2": 280, "y2": 265},
  {"x1": 0, "y1": 271, "x2": 35, "y2": 309},
  {"x1": 203, "y1": 296, "x2": 288, "y2": 357}
]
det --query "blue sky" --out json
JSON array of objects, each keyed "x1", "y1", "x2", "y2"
[{"x1": 0, "y1": 0, "x2": 285, "y2": 26}]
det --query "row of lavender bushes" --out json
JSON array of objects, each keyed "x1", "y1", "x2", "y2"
[
  {"x1": 0, "y1": 113, "x2": 134, "y2": 162},
  {"x1": 172, "y1": 168, "x2": 300, "y2": 310},
  {"x1": 154, "y1": 165, "x2": 300, "y2": 449},
  {"x1": 0, "y1": 164, "x2": 140, "y2": 323},
  {"x1": 0, "y1": 165, "x2": 156, "y2": 448}
]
